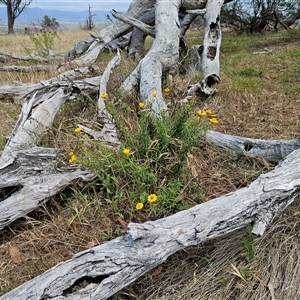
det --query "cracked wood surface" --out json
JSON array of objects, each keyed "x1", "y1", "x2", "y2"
[
  {"x1": 1, "y1": 146, "x2": 300, "y2": 299},
  {"x1": 205, "y1": 130, "x2": 300, "y2": 162},
  {"x1": 0, "y1": 147, "x2": 94, "y2": 231},
  {"x1": 122, "y1": 0, "x2": 181, "y2": 117},
  {"x1": 0, "y1": 66, "x2": 101, "y2": 101}
]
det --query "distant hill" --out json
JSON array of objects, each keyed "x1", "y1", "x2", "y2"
[{"x1": 0, "y1": 7, "x2": 113, "y2": 24}]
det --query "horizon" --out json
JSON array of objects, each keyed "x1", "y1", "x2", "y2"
[{"x1": 0, "y1": 0, "x2": 131, "y2": 12}]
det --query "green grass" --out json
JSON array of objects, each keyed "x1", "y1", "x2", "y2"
[{"x1": 75, "y1": 101, "x2": 208, "y2": 220}]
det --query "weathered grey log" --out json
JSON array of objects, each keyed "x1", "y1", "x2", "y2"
[
  {"x1": 0, "y1": 50, "x2": 65, "y2": 63},
  {"x1": 0, "y1": 64, "x2": 58, "y2": 73},
  {"x1": 68, "y1": 36, "x2": 95, "y2": 60},
  {"x1": 79, "y1": 52, "x2": 121, "y2": 148},
  {"x1": 0, "y1": 147, "x2": 94, "y2": 231},
  {"x1": 0, "y1": 68, "x2": 101, "y2": 102},
  {"x1": 111, "y1": 9, "x2": 155, "y2": 37},
  {"x1": 105, "y1": 33, "x2": 131, "y2": 52},
  {"x1": 0, "y1": 87, "x2": 71, "y2": 167},
  {"x1": 2, "y1": 145, "x2": 300, "y2": 299},
  {"x1": 0, "y1": 74, "x2": 101, "y2": 166},
  {"x1": 97, "y1": 51, "x2": 121, "y2": 148},
  {"x1": 64, "y1": 0, "x2": 156, "y2": 68},
  {"x1": 122, "y1": 0, "x2": 181, "y2": 117},
  {"x1": 127, "y1": 7, "x2": 155, "y2": 60},
  {"x1": 204, "y1": 130, "x2": 300, "y2": 162}
]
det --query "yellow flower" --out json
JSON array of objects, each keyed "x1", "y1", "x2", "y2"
[
  {"x1": 148, "y1": 194, "x2": 158, "y2": 203},
  {"x1": 74, "y1": 127, "x2": 82, "y2": 133},
  {"x1": 100, "y1": 93, "x2": 108, "y2": 99},
  {"x1": 197, "y1": 110, "x2": 207, "y2": 117},
  {"x1": 205, "y1": 197, "x2": 209, "y2": 202},
  {"x1": 210, "y1": 117, "x2": 219, "y2": 124},
  {"x1": 151, "y1": 91, "x2": 157, "y2": 97},
  {"x1": 67, "y1": 151, "x2": 74, "y2": 157},
  {"x1": 164, "y1": 87, "x2": 171, "y2": 93},
  {"x1": 69, "y1": 154, "x2": 77, "y2": 164},
  {"x1": 139, "y1": 102, "x2": 145, "y2": 109},
  {"x1": 205, "y1": 109, "x2": 213, "y2": 114},
  {"x1": 122, "y1": 148, "x2": 130, "y2": 156},
  {"x1": 136, "y1": 202, "x2": 144, "y2": 210}
]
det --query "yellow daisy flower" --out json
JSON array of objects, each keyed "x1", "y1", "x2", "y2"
[
  {"x1": 122, "y1": 148, "x2": 130, "y2": 156},
  {"x1": 69, "y1": 154, "x2": 77, "y2": 164},
  {"x1": 210, "y1": 117, "x2": 219, "y2": 124},
  {"x1": 139, "y1": 102, "x2": 145, "y2": 109},
  {"x1": 136, "y1": 202, "x2": 144, "y2": 210},
  {"x1": 148, "y1": 194, "x2": 158, "y2": 203},
  {"x1": 164, "y1": 87, "x2": 171, "y2": 93},
  {"x1": 100, "y1": 93, "x2": 108, "y2": 99},
  {"x1": 197, "y1": 110, "x2": 207, "y2": 117},
  {"x1": 205, "y1": 109, "x2": 213, "y2": 114},
  {"x1": 74, "y1": 127, "x2": 82, "y2": 133},
  {"x1": 67, "y1": 151, "x2": 74, "y2": 157},
  {"x1": 151, "y1": 91, "x2": 157, "y2": 97}
]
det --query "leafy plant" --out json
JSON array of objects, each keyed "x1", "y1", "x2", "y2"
[
  {"x1": 243, "y1": 238, "x2": 255, "y2": 263},
  {"x1": 25, "y1": 28, "x2": 59, "y2": 57},
  {"x1": 78, "y1": 101, "x2": 207, "y2": 219}
]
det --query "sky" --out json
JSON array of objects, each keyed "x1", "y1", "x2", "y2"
[{"x1": 1, "y1": 0, "x2": 131, "y2": 12}]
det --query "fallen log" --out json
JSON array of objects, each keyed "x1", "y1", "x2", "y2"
[
  {"x1": 204, "y1": 130, "x2": 300, "y2": 162},
  {"x1": 1, "y1": 145, "x2": 300, "y2": 299},
  {"x1": 79, "y1": 52, "x2": 121, "y2": 148},
  {"x1": 0, "y1": 147, "x2": 94, "y2": 231},
  {"x1": 0, "y1": 69, "x2": 101, "y2": 102},
  {"x1": 0, "y1": 64, "x2": 57, "y2": 73},
  {"x1": 0, "y1": 50, "x2": 65, "y2": 63}
]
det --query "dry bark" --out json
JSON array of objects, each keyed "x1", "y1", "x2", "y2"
[
  {"x1": 0, "y1": 50, "x2": 65, "y2": 63},
  {"x1": 188, "y1": 0, "x2": 224, "y2": 96},
  {"x1": 78, "y1": 51, "x2": 121, "y2": 148},
  {"x1": 0, "y1": 64, "x2": 58, "y2": 73},
  {"x1": 1, "y1": 1, "x2": 298, "y2": 299},
  {"x1": 63, "y1": 0, "x2": 156, "y2": 69},
  {"x1": 122, "y1": 0, "x2": 181, "y2": 117},
  {"x1": 205, "y1": 130, "x2": 300, "y2": 162},
  {"x1": 1, "y1": 146, "x2": 300, "y2": 299},
  {"x1": 127, "y1": 7, "x2": 155, "y2": 59},
  {"x1": 0, "y1": 66, "x2": 101, "y2": 101},
  {"x1": 0, "y1": 147, "x2": 94, "y2": 231}
]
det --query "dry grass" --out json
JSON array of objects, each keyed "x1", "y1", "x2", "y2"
[{"x1": 1, "y1": 27, "x2": 300, "y2": 299}]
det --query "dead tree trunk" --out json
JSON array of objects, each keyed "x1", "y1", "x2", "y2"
[
  {"x1": 122, "y1": 0, "x2": 181, "y2": 116},
  {"x1": 1, "y1": 146, "x2": 300, "y2": 299},
  {"x1": 188, "y1": 0, "x2": 224, "y2": 96}
]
